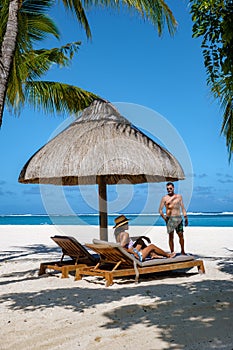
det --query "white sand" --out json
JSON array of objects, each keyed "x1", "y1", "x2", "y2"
[{"x1": 0, "y1": 225, "x2": 232, "y2": 350}]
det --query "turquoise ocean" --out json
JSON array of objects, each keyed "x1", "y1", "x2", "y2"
[{"x1": 0, "y1": 213, "x2": 232, "y2": 227}]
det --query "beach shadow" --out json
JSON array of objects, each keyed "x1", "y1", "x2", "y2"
[
  {"x1": 216, "y1": 248, "x2": 233, "y2": 276},
  {"x1": 0, "y1": 276, "x2": 40, "y2": 286},
  {"x1": 0, "y1": 244, "x2": 60, "y2": 263},
  {"x1": 0, "y1": 268, "x2": 42, "y2": 286},
  {"x1": 217, "y1": 258, "x2": 233, "y2": 276},
  {"x1": 0, "y1": 279, "x2": 232, "y2": 349},
  {"x1": 0, "y1": 244, "x2": 61, "y2": 285},
  {"x1": 225, "y1": 248, "x2": 233, "y2": 253}
]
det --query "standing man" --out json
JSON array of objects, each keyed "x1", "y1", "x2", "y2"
[{"x1": 159, "y1": 182, "x2": 188, "y2": 255}]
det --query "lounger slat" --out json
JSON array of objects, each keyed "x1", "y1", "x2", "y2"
[
  {"x1": 52, "y1": 237, "x2": 90, "y2": 260},
  {"x1": 86, "y1": 244, "x2": 133, "y2": 267},
  {"x1": 76, "y1": 242, "x2": 205, "y2": 286},
  {"x1": 38, "y1": 236, "x2": 100, "y2": 278}
]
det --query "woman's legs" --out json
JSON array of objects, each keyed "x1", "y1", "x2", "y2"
[{"x1": 135, "y1": 244, "x2": 175, "y2": 260}]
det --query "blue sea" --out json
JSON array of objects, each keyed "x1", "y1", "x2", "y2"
[{"x1": 0, "y1": 213, "x2": 232, "y2": 227}]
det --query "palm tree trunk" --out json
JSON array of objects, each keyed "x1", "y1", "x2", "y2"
[{"x1": 0, "y1": 0, "x2": 19, "y2": 126}]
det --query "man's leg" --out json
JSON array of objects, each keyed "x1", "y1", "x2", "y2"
[
  {"x1": 168, "y1": 232, "x2": 174, "y2": 253},
  {"x1": 177, "y1": 231, "x2": 185, "y2": 255}
]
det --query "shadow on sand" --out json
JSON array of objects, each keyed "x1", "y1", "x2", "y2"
[
  {"x1": 0, "y1": 244, "x2": 60, "y2": 263},
  {"x1": 0, "y1": 278, "x2": 233, "y2": 349},
  {"x1": 1, "y1": 245, "x2": 233, "y2": 349},
  {"x1": 0, "y1": 250, "x2": 233, "y2": 349}
]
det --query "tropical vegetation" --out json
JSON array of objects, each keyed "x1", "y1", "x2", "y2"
[
  {"x1": 0, "y1": 0, "x2": 177, "y2": 126},
  {"x1": 190, "y1": 0, "x2": 233, "y2": 160},
  {"x1": 0, "y1": 0, "x2": 102, "y2": 125}
]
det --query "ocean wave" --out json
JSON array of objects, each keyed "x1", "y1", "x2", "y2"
[
  {"x1": 1, "y1": 212, "x2": 233, "y2": 217},
  {"x1": 187, "y1": 212, "x2": 233, "y2": 216}
]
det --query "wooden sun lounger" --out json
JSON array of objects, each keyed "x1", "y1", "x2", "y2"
[
  {"x1": 38, "y1": 235, "x2": 99, "y2": 278},
  {"x1": 74, "y1": 241, "x2": 205, "y2": 287}
]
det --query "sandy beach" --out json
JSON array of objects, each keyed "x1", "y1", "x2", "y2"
[{"x1": 0, "y1": 225, "x2": 232, "y2": 350}]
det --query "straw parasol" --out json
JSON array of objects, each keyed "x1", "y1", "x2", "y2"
[{"x1": 18, "y1": 99, "x2": 185, "y2": 240}]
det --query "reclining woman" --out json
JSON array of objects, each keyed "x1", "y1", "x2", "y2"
[{"x1": 113, "y1": 215, "x2": 176, "y2": 262}]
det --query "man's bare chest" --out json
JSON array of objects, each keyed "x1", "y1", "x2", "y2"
[{"x1": 165, "y1": 195, "x2": 181, "y2": 208}]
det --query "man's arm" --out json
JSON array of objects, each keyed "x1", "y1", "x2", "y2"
[
  {"x1": 180, "y1": 195, "x2": 188, "y2": 226},
  {"x1": 159, "y1": 197, "x2": 167, "y2": 221}
]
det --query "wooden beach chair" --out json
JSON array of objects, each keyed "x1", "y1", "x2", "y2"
[
  {"x1": 38, "y1": 235, "x2": 99, "y2": 278},
  {"x1": 74, "y1": 239, "x2": 205, "y2": 286}
]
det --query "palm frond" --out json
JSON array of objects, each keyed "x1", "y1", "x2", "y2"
[
  {"x1": 24, "y1": 42, "x2": 81, "y2": 80},
  {"x1": 6, "y1": 50, "x2": 25, "y2": 109},
  {"x1": 19, "y1": 12, "x2": 60, "y2": 43},
  {"x1": 21, "y1": 0, "x2": 55, "y2": 14},
  {"x1": 61, "y1": 0, "x2": 92, "y2": 38},
  {"x1": 6, "y1": 41, "x2": 82, "y2": 111},
  {"x1": 0, "y1": 0, "x2": 11, "y2": 44},
  {"x1": 34, "y1": 42, "x2": 81, "y2": 62},
  {"x1": 220, "y1": 93, "x2": 233, "y2": 162},
  {"x1": 24, "y1": 81, "x2": 103, "y2": 115},
  {"x1": 209, "y1": 74, "x2": 233, "y2": 161},
  {"x1": 190, "y1": 0, "x2": 233, "y2": 161},
  {"x1": 17, "y1": 4, "x2": 60, "y2": 52},
  {"x1": 121, "y1": 0, "x2": 177, "y2": 36},
  {"x1": 60, "y1": 0, "x2": 176, "y2": 38}
]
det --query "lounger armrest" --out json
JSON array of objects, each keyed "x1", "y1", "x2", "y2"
[{"x1": 92, "y1": 238, "x2": 121, "y2": 247}]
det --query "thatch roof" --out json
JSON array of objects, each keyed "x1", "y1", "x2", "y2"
[{"x1": 18, "y1": 100, "x2": 185, "y2": 185}]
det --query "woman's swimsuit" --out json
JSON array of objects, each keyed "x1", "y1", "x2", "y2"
[
  {"x1": 132, "y1": 248, "x2": 143, "y2": 262},
  {"x1": 125, "y1": 238, "x2": 134, "y2": 249},
  {"x1": 116, "y1": 233, "x2": 143, "y2": 261}
]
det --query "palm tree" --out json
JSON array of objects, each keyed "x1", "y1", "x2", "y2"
[
  {"x1": 1, "y1": 0, "x2": 101, "y2": 121},
  {"x1": 5, "y1": 0, "x2": 101, "y2": 114},
  {"x1": 0, "y1": 0, "x2": 19, "y2": 123},
  {"x1": 0, "y1": 0, "x2": 176, "y2": 126}
]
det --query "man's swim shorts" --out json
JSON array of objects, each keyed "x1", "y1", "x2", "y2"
[{"x1": 166, "y1": 216, "x2": 183, "y2": 234}]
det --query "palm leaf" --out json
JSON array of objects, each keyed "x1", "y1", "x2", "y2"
[
  {"x1": 24, "y1": 81, "x2": 102, "y2": 115},
  {"x1": 17, "y1": 0, "x2": 60, "y2": 52},
  {"x1": 220, "y1": 88, "x2": 233, "y2": 161},
  {"x1": 22, "y1": 42, "x2": 81, "y2": 80},
  {"x1": 60, "y1": 0, "x2": 177, "y2": 38},
  {"x1": 6, "y1": 42, "x2": 82, "y2": 108},
  {"x1": 61, "y1": 0, "x2": 92, "y2": 38}
]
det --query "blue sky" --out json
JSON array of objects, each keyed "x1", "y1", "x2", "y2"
[{"x1": 0, "y1": 0, "x2": 232, "y2": 215}]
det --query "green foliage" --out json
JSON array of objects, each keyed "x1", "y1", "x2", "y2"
[
  {"x1": 6, "y1": 39, "x2": 98, "y2": 114},
  {"x1": 2, "y1": 0, "x2": 99, "y2": 116},
  {"x1": 0, "y1": 0, "x2": 176, "y2": 120},
  {"x1": 0, "y1": 0, "x2": 10, "y2": 44},
  {"x1": 61, "y1": 0, "x2": 177, "y2": 38},
  {"x1": 190, "y1": 0, "x2": 233, "y2": 160},
  {"x1": 99, "y1": 0, "x2": 177, "y2": 36},
  {"x1": 24, "y1": 81, "x2": 100, "y2": 114},
  {"x1": 0, "y1": 0, "x2": 60, "y2": 48}
]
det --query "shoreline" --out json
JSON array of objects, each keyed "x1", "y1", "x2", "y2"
[{"x1": 0, "y1": 225, "x2": 232, "y2": 349}]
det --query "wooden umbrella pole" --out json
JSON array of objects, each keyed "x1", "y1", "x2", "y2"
[{"x1": 98, "y1": 176, "x2": 108, "y2": 241}]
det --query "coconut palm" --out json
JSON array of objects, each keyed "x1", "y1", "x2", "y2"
[
  {"x1": 0, "y1": 0, "x2": 19, "y2": 123},
  {"x1": 1, "y1": 0, "x2": 100, "y2": 119},
  {"x1": 0, "y1": 0, "x2": 176, "y2": 125}
]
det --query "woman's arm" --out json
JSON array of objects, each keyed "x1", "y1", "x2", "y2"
[{"x1": 119, "y1": 231, "x2": 130, "y2": 248}]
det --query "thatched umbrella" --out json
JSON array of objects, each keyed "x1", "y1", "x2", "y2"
[{"x1": 18, "y1": 99, "x2": 185, "y2": 241}]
